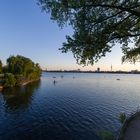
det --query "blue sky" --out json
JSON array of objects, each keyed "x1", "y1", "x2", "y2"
[{"x1": 0, "y1": 0, "x2": 140, "y2": 71}]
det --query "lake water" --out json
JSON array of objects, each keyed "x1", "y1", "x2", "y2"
[{"x1": 0, "y1": 72, "x2": 140, "y2": 140}]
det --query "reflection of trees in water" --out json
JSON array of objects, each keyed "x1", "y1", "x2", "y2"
[{"x1": 2, "y1": 80, "x2": 41, "y2": 112}]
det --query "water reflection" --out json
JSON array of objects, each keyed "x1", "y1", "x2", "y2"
[
  {"x1": 0, "y1": 73, "x2": 140, "y2": 140},
  {"x1": 1, "y1": 80, "x2": 41, "y2": 112}
]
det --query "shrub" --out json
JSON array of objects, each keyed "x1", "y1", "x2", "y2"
[
  {"x1": 3, "y1": 73, "x2": 16, "y2": 88},
  {"x1": 118, "y1": 112, "x2": 127, "y2": 124}
]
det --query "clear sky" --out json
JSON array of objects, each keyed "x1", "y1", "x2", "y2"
[{"x1": 0, "y1": 0, "x2": 140, "y2": 71}]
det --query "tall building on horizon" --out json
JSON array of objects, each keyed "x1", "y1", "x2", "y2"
[
  {"x1": 111, "y1": 64, "x2": 112, "y2": 71},
  {"x1": 97, "y1": 67, "x2": 100, "y2": 72}
]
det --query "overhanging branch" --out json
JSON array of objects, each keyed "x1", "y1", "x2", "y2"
[{"x1": 71, "y1": 4, "x2": 140, "y2": 17}]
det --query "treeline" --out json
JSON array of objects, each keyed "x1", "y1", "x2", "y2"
[{"x1": 0, "y1": 55, "x2": 42, "y2": 88}]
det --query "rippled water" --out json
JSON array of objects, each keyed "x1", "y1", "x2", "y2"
[{"x1": 0, "y1": 72, "x2": 140, "y2": 140}]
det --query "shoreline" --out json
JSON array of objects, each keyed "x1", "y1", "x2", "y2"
[
  {"x1": 118, "y1": 111, "x2": 140, "y2": 140},
  {"x1": 21, "y1": 79, "x2": 40, "y2": 86},
  {"x1": 43, "y1": 71, "x2": 140, "y2": 74},
  {"x1": 0, "y1": 79, "x2": 40, "y2": 91}
]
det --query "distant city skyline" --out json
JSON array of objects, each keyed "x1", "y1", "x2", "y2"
[{"x1": 0, "y1": 0, "x2": 140, "y2": 71}]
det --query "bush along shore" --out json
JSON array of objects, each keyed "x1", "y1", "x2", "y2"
[
  {"x1": 97, "y1": 110, "x2": 140, "y2": 140},
  {"x1": 0, "y1": 55, "x2": 42, "y2": 90}
]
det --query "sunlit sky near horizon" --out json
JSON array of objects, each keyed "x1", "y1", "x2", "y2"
[{"x1": 0, "y1": 0, "x2": 140, "y2": 71}]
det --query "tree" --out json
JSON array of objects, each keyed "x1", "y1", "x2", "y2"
[
  {"x1": 0, "y1": 60, "x2": 2, "y2": 73},
  {"x1": 6, "y1": 55, "x2": 42, "y2": 80},
  {"x1": 3, "y1": 73, "x2": 16, "y2": 88},
  {"x1": 38, "y1": 0, "x2": 140, "y2": 65}
]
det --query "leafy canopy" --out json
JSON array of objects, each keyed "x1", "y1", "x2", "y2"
[
  {"x1": 3, "y1": 73, "x2": 16, "y2": 88},
  {"x1": 38, "y1": 0, "x2": 140, "y2": 65},
  {"x1": 7, "y1": 55, "x2": 42, "y2": 80}
]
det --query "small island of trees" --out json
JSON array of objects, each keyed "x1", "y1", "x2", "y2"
[{"x1": 0, "y1": 55, "x2": 42, "y2": 89}]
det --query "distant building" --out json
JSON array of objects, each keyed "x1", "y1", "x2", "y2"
[
  {"x1": 77, "y1": 69, "x2": 80, "y2": 71},
  {"x1": 111, "y1": 64, "x2": 112, "y2": 71},
  {"x1": 97, "y1": 67, "x2": 100, "y2": 72}
]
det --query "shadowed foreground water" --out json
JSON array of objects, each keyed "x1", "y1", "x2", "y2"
[{"x1": 0, "y1": 72, "x2": 140, "y2": 140}]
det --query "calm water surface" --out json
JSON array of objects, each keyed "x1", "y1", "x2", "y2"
[{"x1": 0, "y1": 72, "x2": 140, "y2": 140}]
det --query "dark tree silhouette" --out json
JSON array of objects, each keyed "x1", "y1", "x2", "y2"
[
  {"x1": 38, "y1": 0, "x2": 140, "y2": 64},
  {"x1": 0, "y1": 60, "x2": 2, "y2": 73}
]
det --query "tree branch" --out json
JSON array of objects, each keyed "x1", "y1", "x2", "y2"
[
  {"x1": 93, "y1": 11, "x2": 123, "y2": 26},
  {"x1": 71, "y1": 4, "x2": 140, "y2": 17}
]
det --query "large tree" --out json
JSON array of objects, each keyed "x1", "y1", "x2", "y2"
[
  {"x1": 7, "y1": 55, "x2": 42, "y2": 80},
  {"x1": 38, "y1": 0, "x2": 140, "y2": 64}
]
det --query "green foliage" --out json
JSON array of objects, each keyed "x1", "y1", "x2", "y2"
[
  {"x1": 2, "y1": 66, "x2": 8, "y2": 74},
  {"x1": 6, "y1": 55, "x2": 42, "y2": 80},
  {"x1": 98, "y1": 130, "x2": 114, "y2": 140},
  {"x1": 3, "y1": 73, "x2": 16, "y2": 88},
  {"x1": 0, "y1": 60, "x2": 2, "y2": 73},
  {"x1": 0, "y1": 55, "x2": 41, "y2": 88},
  {"x1": 38, "y1": 0, "x2": 140, "y2": 65},
  {"x1": 122, "y1": 46, "x2": 140, "y2": 63},
  {"x1": 118, "y1": 112, "x2": 127, "y2": 124}
]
